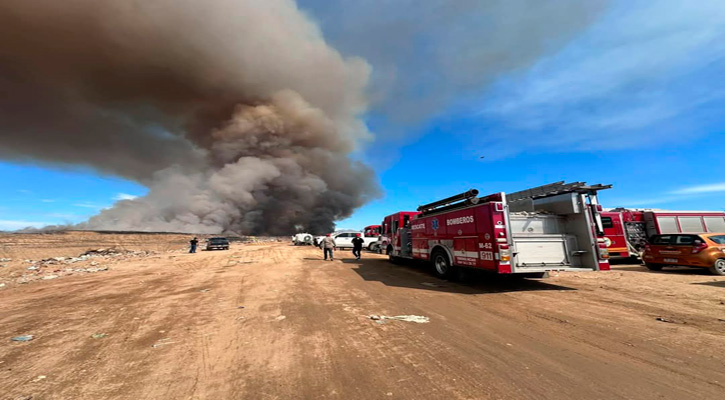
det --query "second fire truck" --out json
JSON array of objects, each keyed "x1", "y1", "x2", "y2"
[
  {"x1": 381, "y1": 182, "x2": 612, "y2": 278},
  {"x1": 601, "y1": 208, "x2": 725, "y2": 258}
]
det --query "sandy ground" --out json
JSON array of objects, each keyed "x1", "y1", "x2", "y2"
[{"x1": 1, "y1": 234, "x2": 724, "y2": 400}]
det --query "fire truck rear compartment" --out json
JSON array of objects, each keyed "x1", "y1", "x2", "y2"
[{"x1": 508, "y1": 192, "x2": 600, "y2": 272}]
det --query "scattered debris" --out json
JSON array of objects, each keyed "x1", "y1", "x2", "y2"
[
  {"x1": 237, "y1": 306, "x2": 245, "y2": 309},
  {"x1": 0, "y1": 264, "x2": 7, "y2": 268},
  {"x1": 11, "y1": 335, "x2": 35, "y2": 342},
  {"x1": 420, "y1": 282, "x2": 444, "y2": 288},
  {"x1": 200, "y1": 289, "x2": 211, "y2": 293},
  {"x1": 656, "y1": 317, "x2": 675, "y2": 323},
  {"x1": 275, "y1": 315, "x2": 287, "y2": 321},
  {"x1": 42, "y1": 275, "x2": 59, "y2": 280},
  {"x1": 13, "y1": 395, "x2": 33, "y2": 400},
  {"x1": 0, "y1": 283, "x2": 5, "y2": 288},
  {"x1": 369, "y1": 315, "x2": 430, "y2": 324},
  {"x1": 91, "y1": 333, "x2": 108, "y2": 339},
  {"x1": 152, "y1": 338, "x2": 175, "y2": 348},
  {"x1": 31, "y1": 375, "x2": 46, "y2": 383},
  {"x1": 0, "y1": 257, "x2": 11, "y2": 262},
  {"x1": 27, "y1": 266, "x2": 38, "y2": 271}
]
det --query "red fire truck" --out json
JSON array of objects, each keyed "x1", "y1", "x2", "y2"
[
  {"x1": 381, "y1": 182, "x2": 612, "y2": 278},
  {"x1": 601, "y1": 209, "x2": 725, "y2": 258},
  {"x1": 363, "y1": 225, "x2": 382, "y2": 238}
]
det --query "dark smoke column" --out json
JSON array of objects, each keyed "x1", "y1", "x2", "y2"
[{"x1": 0, "y1": 0, "x2": 380, "y2": 234}]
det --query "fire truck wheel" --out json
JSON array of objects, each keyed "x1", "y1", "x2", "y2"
[
  {"x1": 432, "y1": 251, "x2": 455, "y2": 279},
  {"x1": 709, "y1": 259, "x2": 725, "y2": 276},
  {"x1": 645, "y1": 263, "x2": 663, "y2": 271}
]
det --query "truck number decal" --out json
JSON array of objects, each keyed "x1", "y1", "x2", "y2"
[
  {"x1": 480, "y1": 251, "x2": 494, "y2": 261},
  {"x1": 411, "y1": 223, "x2": 425, "y2": 230},
  {"x1": 479, "y1": 242, "x2": 492, "y2": 249}
]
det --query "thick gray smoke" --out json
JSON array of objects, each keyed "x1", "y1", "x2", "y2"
[{"x1": 0, "y1": 0, "x2": 377, "y2": 234}]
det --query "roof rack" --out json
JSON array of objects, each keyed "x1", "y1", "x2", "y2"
[{"x1": 506, "y1": 181, "x2": 611, "y2": 203}]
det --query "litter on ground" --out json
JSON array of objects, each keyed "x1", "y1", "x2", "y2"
[
  {"x1": 369, "y1": 315, "x2": 430, "y2": 323},
  {"x1": 11, "y1": 335, "x2": 35, "y2": 342}
]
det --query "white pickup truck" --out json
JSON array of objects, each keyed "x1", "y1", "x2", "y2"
[{"x1": 315, "y1": 231, "x2": 378, "y2": 249}]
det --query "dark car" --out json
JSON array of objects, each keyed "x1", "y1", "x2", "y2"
[{"x1": 206, "y1": 237, "x2": 230, "y2": 251}]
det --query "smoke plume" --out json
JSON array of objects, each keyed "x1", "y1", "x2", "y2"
[{"x1": 0, "y1": 0, "x2": 377, "y2": 234}]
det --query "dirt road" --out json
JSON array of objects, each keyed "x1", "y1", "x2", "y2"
[{"x1": 2, "y1": 239, "x2": 724, "y2": 399}]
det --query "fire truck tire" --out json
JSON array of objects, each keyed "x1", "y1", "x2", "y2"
[
  {"x1": 709, "y1": 259, "x2": 725, "y2": 276},
  {"x1": 645, "y1": 263, "x2": 663, "y2": 271},
  {"x1": 431, "y1": 251, "x2": 456, "y2": 279}
]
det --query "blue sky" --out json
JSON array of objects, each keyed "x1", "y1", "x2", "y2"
[{"x1": 1, "y1": 0, "x2": 724, "y2": 231}]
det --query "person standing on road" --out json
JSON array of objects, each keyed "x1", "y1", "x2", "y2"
[
  {"x1": 321, "y1": 233, "x2": 336, "y2": 261},
  {"x1": 352, "y1": 233, "x2": 364, "y2": 260},
  {"x1": 189, "y1": 237, "x2": 199, "y2": 253}
]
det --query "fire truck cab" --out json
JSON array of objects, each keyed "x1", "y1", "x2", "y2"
[
  {"x1": 363, "y1": 225, "x2": 382, "y2": 238},
  {"x1": 384, "y1": 182, "x2": 612, "y2": 279}
]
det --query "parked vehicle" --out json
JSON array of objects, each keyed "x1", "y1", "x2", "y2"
[
  {"x1": 206, "y1": 237, "x2": 230, "y2": 251},
  {"x1": 382, "y1": 181, "x2": 612, "y2": 279},
  {"x1": 601, "y1": 209, "x2": 725, "y2": 258},
  {"x1": 642, "y1": 233, "x2": 725, "y2": 275},
  {"x1": 314, "y1": 230, "x2": 378, "y2": 249},
  {"x1": 363, "y1": 225, "x2": 382, "y2": 238},
  {"x1": 293, "y1": 233, "x2": 314, "y2": 246},
  {"x1": 369, "y1": 235, "x2": 384, "y2": 252},
  {"x1": 314, "y1": 230, "x2": 351, "y2": 247}
]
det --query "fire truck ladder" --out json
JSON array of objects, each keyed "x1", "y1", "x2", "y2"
[
  {"x1": 506, "y1": 181, "x2": 612, "y2": 202},
  {"x1": 417, "y1": 189, "x2": 480, "y2": 216}
]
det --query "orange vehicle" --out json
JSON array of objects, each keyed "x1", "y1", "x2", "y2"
[{"x1": 642, "y1": 233, "x2": 725, "y2": 275}]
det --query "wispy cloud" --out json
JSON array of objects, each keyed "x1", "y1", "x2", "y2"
[
  {"x1": 0, "y1": 219, "x2": 49, "y2": 231},
  {"x1": 40, "y1": 199, "x2": 55, "y2": 203},
  {"x1": 45, "y1": 212, "x2": 79, "y2": 220},
  {"x1": 113, "y1": 193, "x2": 138, "y2": 201},
  {"x1": 671, "y1": 183, "x2": 725, "y2": 195},
  {"x1": 610, "y1": 182, "x2": 725, "y2": 208},
  {"x1": 17, "y1": 189, "x2": 32, "y2": 194},
  {"x1": 477, "y1": 0, "x2": 725, "y2": 155},
  {"x1": 73, "y1": 202, "x2": 104, "y2": 210}
]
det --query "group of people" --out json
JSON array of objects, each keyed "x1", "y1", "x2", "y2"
[
  {"x1": 190, "y1": 233, "x2": 368, "y2": 261},
  {"x1": 319, "y1": 233, "x2": 365, "y2": 261}
]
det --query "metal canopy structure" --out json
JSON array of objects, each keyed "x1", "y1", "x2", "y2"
[{"x1": 506, "y1": 181, "x2": 612, "y2": 203}]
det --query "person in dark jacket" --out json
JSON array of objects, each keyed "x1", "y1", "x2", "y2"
[
  {"x1": 351, "y1": 233, "x2": 364, "y2": 260},
  {"x1": 189, "y1": 237, "x2": 199, "y2": 253}
]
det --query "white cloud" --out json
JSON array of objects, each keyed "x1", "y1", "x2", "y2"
[
  {"x1": 671, "y1": 183, "x2": 725, "y2": 195},
  {"x1": 113, "y1": 193, "x2": 138, "y2": 201},
  {"x1": 40, "y1": 199, "x2": 55, "y2": 203},
  {"x1": 477, "y1": 0, "x2": 725, "y2": 154},
  {"x1": 73, "y1": 202, "x2": 103, "y2": 209},
  {"x1": 610, "y1": 182, "x2": 725, "y2": 208},
  {"x1": 0, "y1": 219, "x2": 49, "y2": 231}
]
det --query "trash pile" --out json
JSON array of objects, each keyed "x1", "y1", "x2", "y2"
[
  {"x1": 237, "y1": 236, "x2": 287, "y2": 244},
  {"x1": 3, "y1": 248, "x2": 155, "y2": 286}
]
